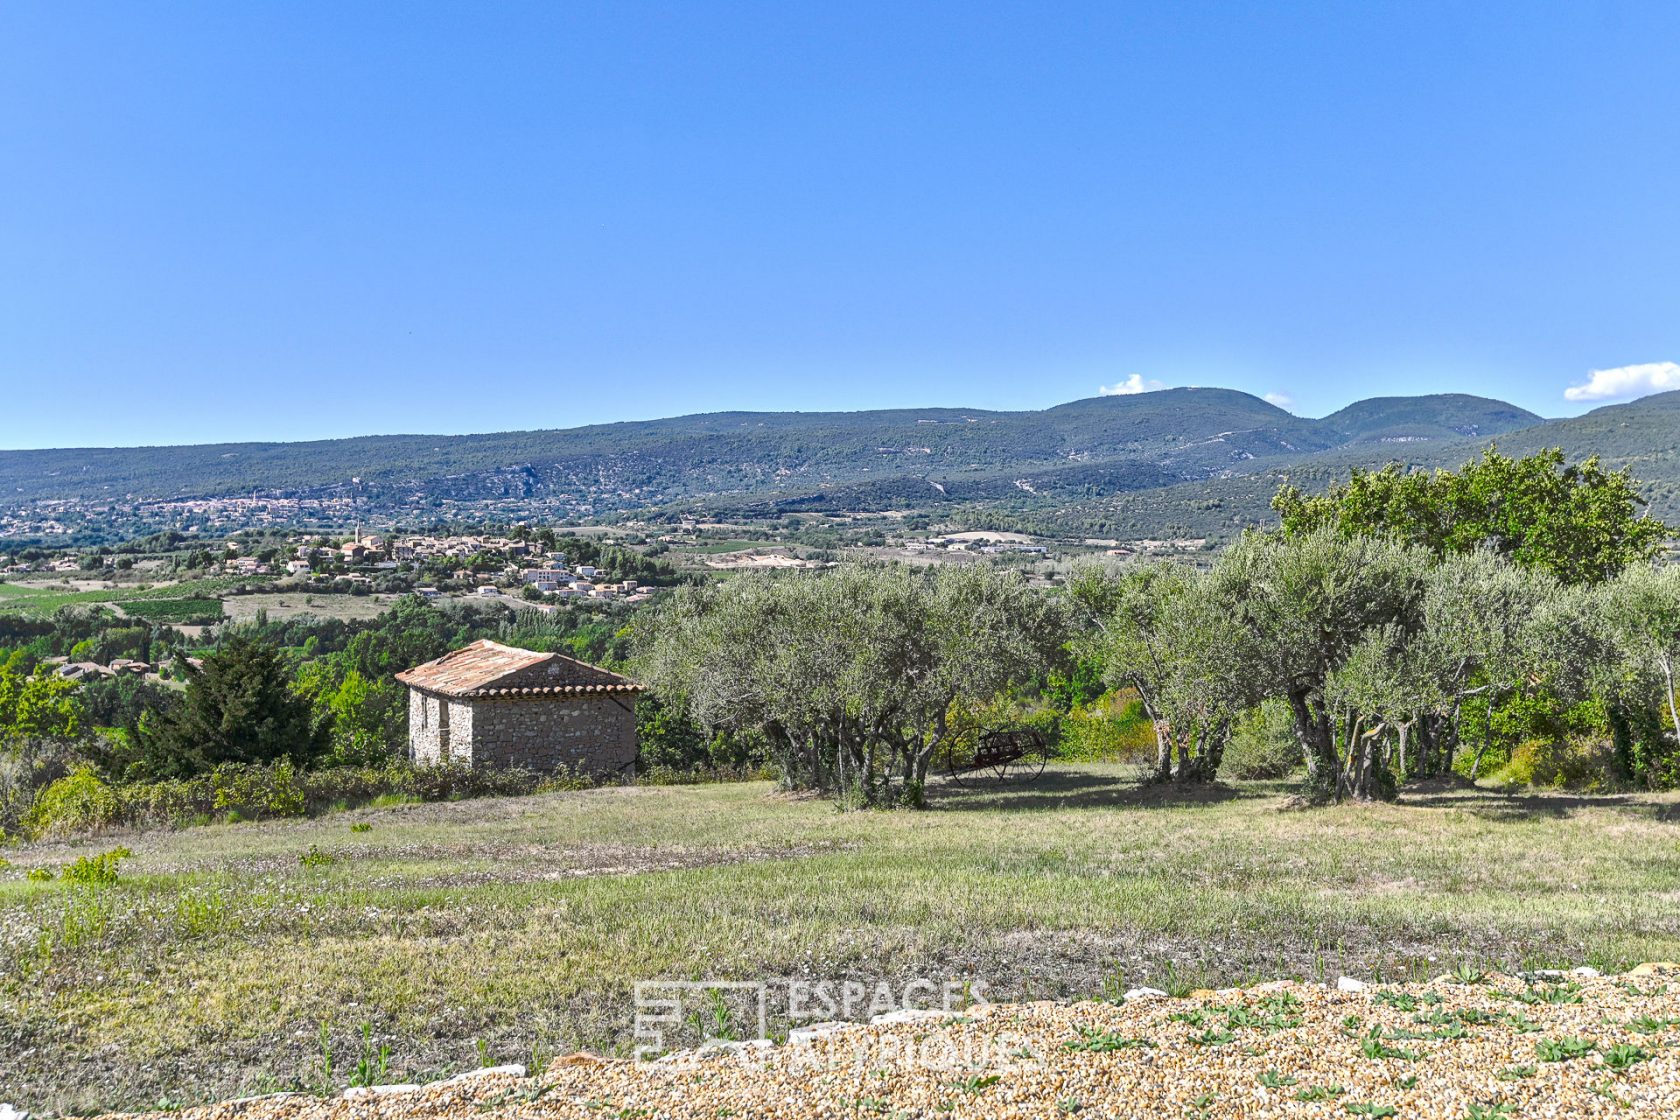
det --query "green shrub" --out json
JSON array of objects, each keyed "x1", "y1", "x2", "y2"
[
  {"x1": 299, "y1": 844, "x2": 336, "y2": 868},
  {"x1": 18, "y1": 760, "x2": 603, "y2": 840},
  {"x1": 24, "y1": 766, "x2": 121, "y2": 838},
  {"x1": 60, "y1": 846, "x2": 132, "y2": 888},
  {"x1": 1224, "y1": 700, "x2": 1302, "y2": 780},
  {"x1": 211, "y1": 758, "x2": 307, "y2": 818},
  {"x1": 1487, "y1": 738, "x2": 1621, "y2": 791},
  {"x1": 1058, "y1": 694, "x2": 1155, "y2": 763},
  {"x1": 27, "y1": 867, "x2": 52, "y2": 882}
]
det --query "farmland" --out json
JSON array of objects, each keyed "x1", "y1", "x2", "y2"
[{"x1": 4, "y1": 768, "x2": 1679, "y2": 1110}]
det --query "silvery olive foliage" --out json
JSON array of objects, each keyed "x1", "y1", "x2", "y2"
[{"x1": 635, "y1": 563, "x2": 1070, "y2": 807}]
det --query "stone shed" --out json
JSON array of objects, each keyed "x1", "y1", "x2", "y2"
[{"x1": 394, "y1": 639, "x2": 641, "y2": 775}]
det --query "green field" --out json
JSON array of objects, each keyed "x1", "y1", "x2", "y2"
[
  {"x1": 0, "y1": 576, "x2": 248, "y2": 621},
  {"x1": 117, "y1": 597, "x2": 225, "y2": 625},
  {"x1": 3, "y1": 767, "x2": 1679, "y2": 1109}
]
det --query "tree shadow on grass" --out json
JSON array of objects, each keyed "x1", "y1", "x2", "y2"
[
  {"x1": 924, "y1": 764, "x2": 1276, "y2": 813},
  {"x1": 1395, "y1": 776, "x2": 1677, "y2": 821}
]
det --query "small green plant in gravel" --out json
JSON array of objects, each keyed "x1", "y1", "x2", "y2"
[
  {"x1": 1601, "y1": 1043, "x2": 1651, "y2": 1071},
  {"x1": 1626, "y1": 1015, "x2": 1675, "y2": 1034},
  {"x1": 1466, "y1": 1104, "x2": 1514, "y2": 1120},
  {"x1": 1501, "y1": 1012, "x2": 1541, "y2": 1033},
  {"x1": 1373, "y1": 990, "x2": 1418, "y2": 1012},
  {"x1": 1295, "y1": 1085, "x2": 1345, "y2": 1102},
  {"x1": 951, "y1": 1074, "x2": 1000, "y2": 1094},
  {"x1": 1345, "y1": 1104, "x2": 1397, "y2": 1118},
  {"x1": 1056, "y1": 1101, "x2": 1082, "y2": 1114},
  {"x1": 1063, "y1": 1027, "x2": 1153, "y2": 1052},
  {"x1": 1453, "y1": 963, "x2": 1488, "y2": 985},
  {"x1": 1535, "y1": 1036, "x2": 1595, "y2": 1062},
  {"x1": 1257, "y1": 1070, "x2": 1297, "y2": 1088},
  {"x1": 1190, "y1": 1027, "x2": 1235, "y2": 1046},
  {"x1": 1495, "y1": 1064, "x2": 1536, "y2": 1080},
  {"x1": 1359, "y1": 1028, "x2": 1419, "y2": 1061}
]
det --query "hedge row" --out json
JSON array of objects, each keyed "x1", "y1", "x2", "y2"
[{"x1": 23, "y1": 760, "x2": 590, "y2": 839}]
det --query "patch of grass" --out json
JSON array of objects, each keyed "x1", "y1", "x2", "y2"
[{"x1": 6, "y1": 768, "x2": 1680, "y2": 1108}]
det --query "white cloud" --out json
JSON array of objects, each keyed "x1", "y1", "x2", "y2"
[
  {"x1": 1263, "y1": 391, "x2": 1295, "y2": 409},
  {"x1": 1098, "y1": 374, "x2": 1165, "y2": 396},
  {"x1": 1563, "y1": 361, "x2": 1680, "y2": 403}
]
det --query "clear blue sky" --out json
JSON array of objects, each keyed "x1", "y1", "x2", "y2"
[{"x1": 4, "y1": 1, "x2": 1679, "y2": 449}]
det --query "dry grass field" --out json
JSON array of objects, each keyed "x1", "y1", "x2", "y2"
[{"x1": 2, "y1": 767, "x2": 1679, "y2": 1111}]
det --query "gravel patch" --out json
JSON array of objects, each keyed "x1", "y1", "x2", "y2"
[{"x1": 79, "y1": 965, "x2": 1680, "y2": 1119}]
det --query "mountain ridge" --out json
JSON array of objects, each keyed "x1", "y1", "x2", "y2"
[{"x1": 2, "y1": 389, "x2": 1675, "y2": 540}]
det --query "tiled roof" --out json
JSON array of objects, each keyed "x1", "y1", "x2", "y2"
[{"x1": 394, "y1": 639, "x2": 640, "y2": 698}]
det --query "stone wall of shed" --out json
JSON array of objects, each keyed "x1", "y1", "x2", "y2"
[
  {"x1": 467, "y1": 695, "x2": 638, "y2": 775},
  {"x1": 407, "y1": 691, "x2": 476, "y2": 766}
]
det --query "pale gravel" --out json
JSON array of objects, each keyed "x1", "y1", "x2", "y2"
[{"x1": 89, "y1": 965, "x2": 1680, "y2": 1119}]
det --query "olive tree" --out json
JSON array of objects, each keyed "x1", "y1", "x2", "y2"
[
  {"x1": 1407, "y1": 551, "x2": 1560, "y2": 779},
  {"x1": 1600, "y1": 564, "x2": 1680, "y2": 755},
  {"x1": 1070, "y1": 561, "x2": 1251, "y2": 782},
  {"x1": 635, "y1": 563, "x2": 1068, "y2": 806},
  {"x1": 1213, "y1": 528, "x2": 1428, "y2": 800}
]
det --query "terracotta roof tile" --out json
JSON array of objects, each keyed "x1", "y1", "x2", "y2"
[{"x1": 394, "y1": 639, "x2": 640, "y2": 698}]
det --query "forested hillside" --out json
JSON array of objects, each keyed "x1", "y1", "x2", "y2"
[{"x1": 3, "y1": 389, "x2": 1675, "y2": 539}]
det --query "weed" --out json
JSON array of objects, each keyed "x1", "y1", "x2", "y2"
[
  {"x1": 1359, "y1": 1028, "x2": 1419, "y2": 1061},
  {"x1": 1056, "y1": 1101, "x2": 1082, "y2": 1114},
  {"x1": 1373, "y1": 990, "x2": 1418, "y2": 1012},
  {"x1": 1294, "y1": 1085, "x2": 1345, "y2": 1102},
  {"x1": 1494, "y1": 1065, "x2": 1535, "y2": 1081},
  {"x1": 1190, "y1": 1028, "x2": 1235, "y2": 1046},
  {"x1": 299, "y1": 844, "x2": 337, "y2": 869},
  {"x1": 1625, "y1": 1015, "x2": 1673, "y2": 1034},
  {"x1": 1452, "y1": 963, "x2": 1487, "y2": 985},
  {"x1": 1159, "y1": 961, "x2": 1197, "y2": 999},
  {"x1": 315, "y1": 1022, "x2": 335, "y2": 1096},
  {"x1": 350, "y1": 822, "x2": 372, "y2": 833},
  {"x1": 61, "y1": 846, "x2": 132, "y2": 887},
  {"x1": 348, "y1": 1023, "x2": 392, "y2": 1088},
  {"x1": 173, "y1": 887, "x2": 229, "y2": 936},
  {"x1": 951, "y1": 1074, "x2": 1000, "y2": 1094},
  {"x1": 1345, "y1": 1105, "x2": 1397, "y2": 1118},
  {"x1": 1257, "y1": 1070, "x2": 1297, "y2": 1088},
  {"x1": 1466, "y1": 1105, "x2": 1514, "y2": 1120},
  {"x1": 1534, "y1": 1036, "x2": 1595, "y2": 1062},
  {"x1": 1063, "y1": 1028, "x2": 1153, "y2": 1053},
  {"x1": 1601, "y1": 1043, "x2": 1650, "y2": 1071}
]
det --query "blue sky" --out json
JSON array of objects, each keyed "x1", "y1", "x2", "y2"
[{"x1": 3, "y1": 2, "x2": 1679, "y2": 449}]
